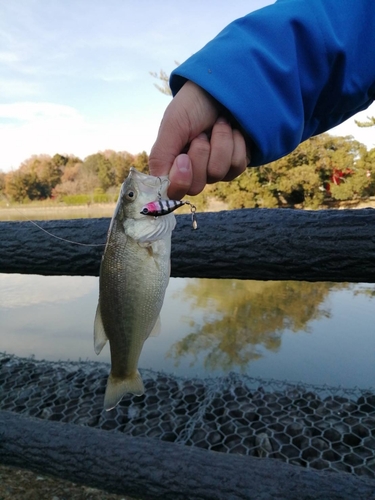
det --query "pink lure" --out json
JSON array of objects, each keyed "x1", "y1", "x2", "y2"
[{"x1": 140, "y1": 199, "x2": 186, "y2": 216}]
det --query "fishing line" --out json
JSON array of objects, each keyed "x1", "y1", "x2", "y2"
[
  {"x1": 5, "y1": 192, "x2": 197, "y2": 247},
  {"x1": 25, "y1": 218, "x2": 106, "y2": 247},
  {"x1": 4, "y1": 199, "x2": 106, "y2": 247}
]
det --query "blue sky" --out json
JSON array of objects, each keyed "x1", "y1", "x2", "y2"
[{"x1": 0, "y1": 0, "x2": 374, "y2": 172}]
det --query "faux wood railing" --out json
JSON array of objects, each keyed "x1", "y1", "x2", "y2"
[
  {"x1": 1, "y1": 208, "x2": 375, "y2": 282},
  {"x1": 1, "y1": 411, "x2": 375, "y2": 500}
]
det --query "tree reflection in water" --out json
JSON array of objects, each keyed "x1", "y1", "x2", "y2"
[{"x1": 167, "y1": 280, "x2": 348, "y2": 372}]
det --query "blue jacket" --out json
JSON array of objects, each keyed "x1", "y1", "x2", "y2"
[{"x1": 170, "y1": 0, "x2": 375, "y2": 166}]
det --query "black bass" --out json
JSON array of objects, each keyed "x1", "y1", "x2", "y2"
[{"x1": 94, "y1": 167, "x2": 176, "y2": 411}]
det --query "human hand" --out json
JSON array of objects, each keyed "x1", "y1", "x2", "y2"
[{"x1": 149, "y1": 81, "x2": 249, "y2": 199}]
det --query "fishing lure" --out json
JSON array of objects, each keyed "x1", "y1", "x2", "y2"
[{"x1": 140, "y1": 199, "x2": 198, "y2": 229}]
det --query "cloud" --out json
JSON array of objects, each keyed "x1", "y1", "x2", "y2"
[
  {"x1": 0, "y1": 99, "x2": 164, "y2": 170},
  {"x1": 0, "y1": 102, "x2": 85, "y2": 169},
  {"x1": 0, "y1": 101, "x2": 81, "y2": 122}
]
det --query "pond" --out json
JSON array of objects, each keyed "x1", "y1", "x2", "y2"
[{"x1": 1, "y1": 273, "x2": 374, "y2": 389}]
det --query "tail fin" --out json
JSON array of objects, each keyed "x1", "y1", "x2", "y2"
[{"x1": 104, "y1": 371, "x2": 144, "y2": 411}]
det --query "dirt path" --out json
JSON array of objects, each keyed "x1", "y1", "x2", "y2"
[{"x1": 0, "y1": 464, "x2": 138, "y2": 500}]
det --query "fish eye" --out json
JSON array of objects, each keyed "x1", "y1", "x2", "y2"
[{"x1": 125, "y1": 190, "x2": 136, "y2": 201}]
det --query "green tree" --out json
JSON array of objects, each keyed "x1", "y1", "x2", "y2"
[
  {"x1": 78, "y1": 153, "x2": 105, "y2": 193},
  {"x1": 354, "y1": 147, "x2": 375, "y2": 197},
  {"x1": 52, "y1": 153, "x2": 69, "y2": 169},
  {"x1": 97, "y1": 156, "x2": 115, "y2": 191},
  {"x1": 211, "y1": 134, "x2": 367, "y2": 208},
  {"x1": 52, "y1": 155, "x2": 83, "y2": 197},
  {"x1": 39, "y1": 158, "x2": 63, "y2": 196},
  {"x1": 0, "y1": 172, "x2": 6, "y2": 197},
  {"x1": 5, "y1": 154, "x2": 63, "y2": 201},
  {"x1": 107, "y1": 151, "x2": 134, "y2": 185},
  {"x1": 329, "y1": 168, "x2": 371, "y2": 201},
  {"x1": 211, "y1": 168, "x2": 279, "y2": 209},
  {"x1": 5, "y1": 170, "x2": 39, "y2": 202},
  {"x1": 133, "y1": 151, "x2": 149, "y2": 173}
]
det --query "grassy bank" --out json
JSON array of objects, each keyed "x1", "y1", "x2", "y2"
[
  {"x1": 0, "y1": 203, "x2": 117, "y2": 221},
  {"x1": 2, "y1": 197, "x2": 372, "y2": 222},
  {"x1": 0, "y1": 198, "x2": 228, "y2": 222}
]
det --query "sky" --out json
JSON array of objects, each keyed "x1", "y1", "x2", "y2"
[{"x1": 0, "y1": 0, "x2": 374, "y2": 172}]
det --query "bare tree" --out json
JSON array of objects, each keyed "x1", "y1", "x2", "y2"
[
  {"x1": 149, "y1": 62, "x2": 179, "y2": 96},
  {"x1": 355, "y1": 116, "x2": 375, "y2": 127}
]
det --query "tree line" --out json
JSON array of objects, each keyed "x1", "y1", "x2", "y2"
[
  {"x1": 0, "y1": 133, "x2": 375, "y2": 209},
  {"x1": 209, "y1": 133, "x2": 375, "y2": 209},
  {"x1": 0, "y1": 150, "x2": 149, "y2": 204}
]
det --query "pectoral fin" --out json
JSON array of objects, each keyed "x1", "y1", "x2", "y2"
[{"x1": 94, "y1": 303, "x2": 108, "y2": 354}]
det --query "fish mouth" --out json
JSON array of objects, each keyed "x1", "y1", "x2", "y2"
[{"x1": 129, "y1": 167, "x2": 170, "y2": 196}]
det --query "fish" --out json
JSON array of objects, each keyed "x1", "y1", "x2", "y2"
[{"x1": 94, "y1": 167, "x2": 176, "y2": 411}]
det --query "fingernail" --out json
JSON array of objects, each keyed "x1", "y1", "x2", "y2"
[
  {"x1": 176, "y1": 154, "x2": 190, "y2": 172},
  {"x1": 216, "y1": 116, "x2": 229, "y2": 124},
  {"x1": 197, "y1": 132, "x2": 208, "y2": 140}
]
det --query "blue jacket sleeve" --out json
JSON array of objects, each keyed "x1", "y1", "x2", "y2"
[{"x1": 170, "y1": 0, "x2": 375, "y2": 166}]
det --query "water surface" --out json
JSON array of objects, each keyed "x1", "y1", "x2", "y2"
[{"x1": 1, "y1": 274, "x2": 374, "y2": 389}]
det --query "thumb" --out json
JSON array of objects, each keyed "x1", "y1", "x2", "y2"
[
  {"x1": 149, "y1": 81, "x2": 220, "y2": 178},
  {"x1": 148, "y1": 104, "x2": 189, "y2": 178},
  {"x1": 148, "y1": 106, "x2": 194, "y2": 198},
  {"x1": 167, "y1": 153, "x2": 193, "y2": 200}
]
